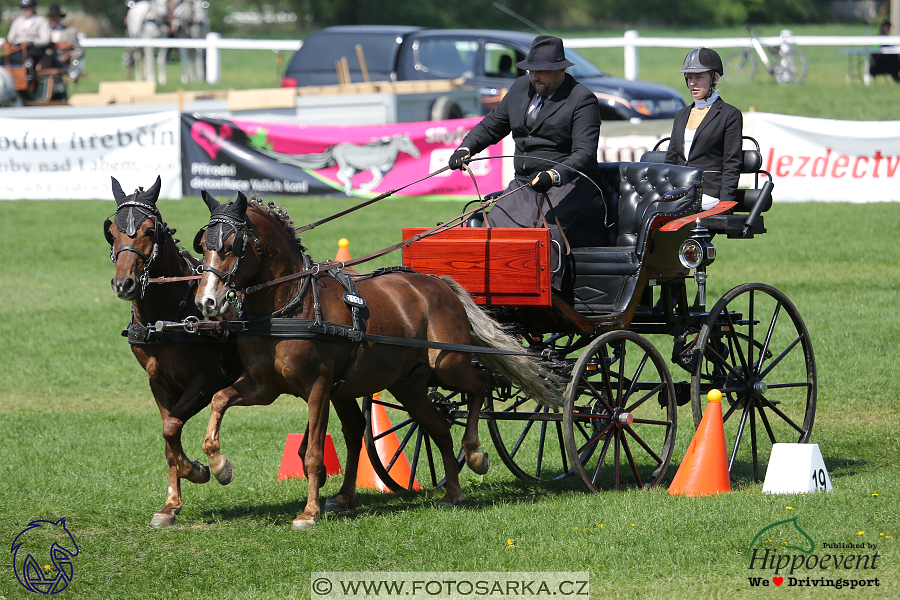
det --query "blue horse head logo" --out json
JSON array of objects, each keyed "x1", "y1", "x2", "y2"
[{"x1": 11, "y1": 518, "x2": 79, "y2": 594}]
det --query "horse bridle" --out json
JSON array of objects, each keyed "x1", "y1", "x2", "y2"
[
  {"x1": 193, "y1": 213, "x2": 262, "y2": 295},
  {"x1": 104, "y1": 198, "x2": 162, "y2": 298}
]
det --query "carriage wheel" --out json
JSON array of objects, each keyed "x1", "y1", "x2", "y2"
[
  {"x1": 483, "y1": 331, "x2": 589, "y2": 482},
  {"x1": 563, "y1": 331, "x2": 677, "y2": 492},
  {"x1": 690, "y1": 283, "x2": 817, "y2": 482},
  {"x1": 362, "y1": 391, "x2": 465, "y2": 493},
  {"x1": 485, "y1": 384, "x2": 574, "y2": 482}
]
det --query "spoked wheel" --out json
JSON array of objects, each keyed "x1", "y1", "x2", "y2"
[
  {"x1": 690, "y1": 283, "x2": 817, "y2": 481},
  {"x1": 563, "y1": 331, "x2": 677, "y2": 492},
  {"x1": 773, "y1": 49, "x2": 808, "y2": 85},
  {"x1": 724, "y1": 48, "x2": 757, "y2": 83},
  {"x1": 362, "y1": 391, "x2": 465, "y2": 492},
  {"x1": 485, "y1": 382, "x2": 573, "y2": 482}
]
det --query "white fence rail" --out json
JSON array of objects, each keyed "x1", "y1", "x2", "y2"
[{"x1": 5, "y1": 31, "x2": 898, "y2": 84}]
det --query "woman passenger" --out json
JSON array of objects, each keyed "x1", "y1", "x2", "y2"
[{"x1": 665, "y1": 47, "x2": 743, "y2": 211}]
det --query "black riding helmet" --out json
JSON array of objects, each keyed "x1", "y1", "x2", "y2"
[
  {"x1": 679, "y1": 47, "x2": 723, "y2": 76},
  {"x1": 679, "y1": 47, "x2": 722, "y2": 100}
]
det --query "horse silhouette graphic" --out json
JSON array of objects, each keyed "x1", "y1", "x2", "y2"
[
  {"x1": 748, "y1": 517, "x2": 815, "y2": 556},
  {"x1": 11, "y1": 518, "x2": 79, "y2": 594},
  {"x1": 258, "y1": 134, "x2": 421, "y2": 196}
]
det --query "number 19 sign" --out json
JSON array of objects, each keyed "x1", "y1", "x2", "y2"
[{"x1": 762, "y1": 443, "x2": 834, "y2": 494}]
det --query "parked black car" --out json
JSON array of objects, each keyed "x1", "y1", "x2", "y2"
[{"x1": 281, "y1": 26, "x2": 687, "y2": 121}]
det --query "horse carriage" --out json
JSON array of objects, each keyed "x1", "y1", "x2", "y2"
[
  {"x1": 104, "y1": 136, "x2": 816, "y2": 529},
  {"x1": 1, "y1": 41, "x2": 83, "y2": 105}
]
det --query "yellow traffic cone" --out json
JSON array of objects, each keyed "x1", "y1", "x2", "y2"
[{"x1": 335, "y1": 238, "x2": 351, "y2": 262}]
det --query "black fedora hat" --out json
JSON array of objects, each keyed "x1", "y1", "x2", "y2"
[
  {"x1": 516, "y1": 35, "x2": 574, "y2": 71},
  {"x1": 48, "y1": 4, "x2": 65, "y2": 17}
]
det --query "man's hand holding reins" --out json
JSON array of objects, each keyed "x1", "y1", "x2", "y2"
[
  {"x1": 530, "y1": 170, "x2": 556, "y2": 193},
  {"x1": 449, "y1": 147, "x2": 471, "y2": 170}
]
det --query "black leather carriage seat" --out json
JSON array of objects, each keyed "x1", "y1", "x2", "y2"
[
  {"x1": 465, "y1": 162, "x2": 702, "y2": 315},
  {"x1": 569, "y1": 161, "x2": 702, "y2": 315},
  {"x1": 640, "y1": 136, "x2": 773, "y2": 238}
]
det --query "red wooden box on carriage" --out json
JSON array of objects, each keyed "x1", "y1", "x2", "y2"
[{"x1": 401, "y1": 227, "x2": 552, "y2": 307}]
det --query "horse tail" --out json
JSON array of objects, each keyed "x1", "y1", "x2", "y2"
[
  {"x1": 258, "y1": 146, "x2": 336, "y2": 170},
  {"x1": 439, "y1": 276, "x2": 563, "y2": 408}
]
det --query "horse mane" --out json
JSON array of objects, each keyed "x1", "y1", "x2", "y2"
[{"x1": 246, "y1": 196, "x2": 307, "y2": 254}]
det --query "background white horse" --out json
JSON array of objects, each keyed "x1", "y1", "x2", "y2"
[
  {"x1": 258, "y1": 134, "x2": 422, "y2": 196},
  {"x1": 172, "y1": 0, "x2": 209, "y2": 83},
  {"x1": 125, "y1": 0, "x2": 170, "y2": 84}
]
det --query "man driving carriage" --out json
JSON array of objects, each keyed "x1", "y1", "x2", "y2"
[
  {"x1": 448, "y1": 35, "x2": 602, "y2": 290},
  {"x1": 47, "y1": 5, "x2": 83, "y2": 77}
]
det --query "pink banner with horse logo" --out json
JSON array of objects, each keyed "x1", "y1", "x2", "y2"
[{"x1": 181, "y1": 115, "x2": 505, "y2": 199}]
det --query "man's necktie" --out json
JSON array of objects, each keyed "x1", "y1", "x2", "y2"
[{"x1": 526, "y1": 96, "x2": 544, "y2": 128}]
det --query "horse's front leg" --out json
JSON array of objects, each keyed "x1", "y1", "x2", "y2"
[
  {"x1": 201, "y1": 375, "x2": 275, "y2": 485},
  {"x1": 180, "y1": 47, "x2": 191, "y2": 83},
  {"x1": 150, "y1": 382, "x2": 211, "y2": 527},
  {"x1": 293, "y1": 376, "x2": 332, "y2": 530},
  {"x1": 323, "y1": 398, "x2": 365, "y2": 513},
  {"x1": 156, "y1": 47, "x2": 168, "y2": 85},
  {"x1": 358, "y1": 169, "x2": 384, "y2": 193},
  {"x1": 142, "y1": 46, "x2": 155, "y2": 82}
]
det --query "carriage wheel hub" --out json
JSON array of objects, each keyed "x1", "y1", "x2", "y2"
[
  {"x1": 751, "y1": 380, "x2": 768, "y2": 397},
  {"x1": 615, "y1": 411, "x2": 633, "y2": 428}
]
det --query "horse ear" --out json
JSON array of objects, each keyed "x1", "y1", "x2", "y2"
[
  {"x1": 201, "y1": 190, "x2": 220, "y2": 213},
  {"x1": 111, "y1": 177, "x2": 127, "y2": 205},
  {"x1": 140, "y1": 175, "x2": 162, "y2": 204},
  {"x1": 233, "y1": 191, "x2": 248, "y2": 217}
]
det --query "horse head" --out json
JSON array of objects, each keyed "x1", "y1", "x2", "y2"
[
  {"x1": 105, "y1": 175, "x2": 165, "y2": 300},
  {"x1": 194, "y1": 190, "x2": 263, "y2": 317},
  {"x1": 398, "y1": 134, "x2": 421, "y2": 159},
  {"x1": 11, "y1": 518, "x2": 79, "y2": 594}
]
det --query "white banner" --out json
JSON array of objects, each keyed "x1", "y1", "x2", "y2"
[
  {"x1": 0, "y1": 111, "x2": 182, "y2": 200},
  {"x1": 744, "y1": 112, "x2": 900, "y2": 202}
]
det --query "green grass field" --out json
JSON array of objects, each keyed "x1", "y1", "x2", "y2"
[
  {"x1": 70, "y1": 23, "x2": 898, "y2": 121},
  {"x1": 1, "y1": 198, "x2": 898, "y2": 599},
  {"x1": 2, "y1": 19, "x2": 899, "y2": 600}
]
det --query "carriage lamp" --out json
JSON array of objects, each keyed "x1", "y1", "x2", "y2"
[
  {"x1": 678, "y1": 220, "x2": 715, "y2": 270},
  {"x1": 679, "y1": 219, "x2": 716, "y2": 309}
]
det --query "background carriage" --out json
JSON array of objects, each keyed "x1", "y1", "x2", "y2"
[{"x1": 364, "y1": 136, "x2": 815, "y2": 494}]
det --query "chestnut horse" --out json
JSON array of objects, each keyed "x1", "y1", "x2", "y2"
[
  {"x1": 193, "y1": 192, "x2": 559, "y2": 529},
  {"x1": 105, "y1": 176, "x2": 242, "y2": 527}
]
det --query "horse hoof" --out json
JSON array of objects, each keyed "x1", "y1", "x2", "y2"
[
  {"x1": 469, "y1": 450, "x2": 490, "y2": 475},
  {"x1": 292, "y1": 518, "x2": 316, "y2": 531},
  {"x1": 323, "y1": 496, "x2": 350, "y2": 512},
  {"x1": 189, "y1": 461, "x2": 211, "y2": 484},
  {"x1": 433, "y1": 498, "x2": 459, "y2": 509},
  {"x1": 213, "y1": 459, "x2": 234, "y2": 485},
  {"x1": 150, "y1": 513, "x2": 176, "y2": 527}
]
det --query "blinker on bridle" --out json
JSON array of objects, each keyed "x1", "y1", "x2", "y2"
[
  {"x1": 104, "y1": 193, "x2": 162, "y2": 298},
  {"x1": 193, "y1": 213, "x2": 262, "y2": 292}
]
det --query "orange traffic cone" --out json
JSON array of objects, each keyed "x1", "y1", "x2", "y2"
[
  {"x1": 277, "y1": 433, "x2": 343, "y2": 480},
  {"x1": 357, "y1": 393, "x2": 421, "y2": 492},
  {"x1": 668, "y1": 389, "x2": 731, "y2": 496},
  {"x1": 335, "y1": 238, "x2": 351, "y2": 262}
]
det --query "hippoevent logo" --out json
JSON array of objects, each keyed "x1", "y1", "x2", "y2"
[
  {"x1": 746, "y1": 517, "x2": 882, "y2": 590},
  {"x1": 11, "y1": 518, "x2": 79, "y2": 594}
]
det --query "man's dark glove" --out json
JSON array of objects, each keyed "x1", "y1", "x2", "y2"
[
  {"x1": 530, "y1": 170, "x2": 554, "y2": 193},
  {"x1": 448, "y1": 147, "x2": 471, "y2": 170}
]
